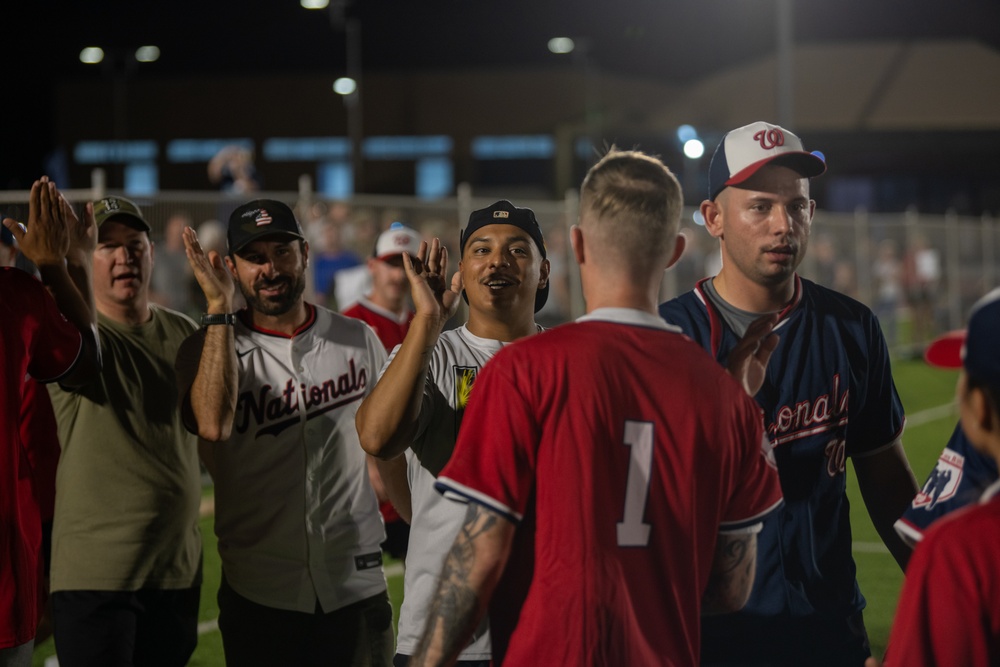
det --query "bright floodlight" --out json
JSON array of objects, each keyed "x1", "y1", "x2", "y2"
[
  {"x1": 80, "y1": 47, "x2": 105, "y2": 65},
  {"x1": 676, "y1": 124, "x2": 698, "y2": 143},
  {"x1": 333, "y1": 77, "x2": 357, "y2": 95},
  {"x1": 301, "y1": 0, "x2": 329, "y2": 8},
  {"x1": 135, "y1": 46, "x2": 160, "y2": 63},
  {"x1": 683, "y1": 139, "x2": 705, "y2": 160},
  {"x1": 548, "y1": 37, "x2": 575, "y2": 54}
]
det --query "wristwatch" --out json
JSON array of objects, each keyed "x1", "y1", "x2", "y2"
[{"x1": 201, "y1": 313, "x2": 236, "y2": 326}]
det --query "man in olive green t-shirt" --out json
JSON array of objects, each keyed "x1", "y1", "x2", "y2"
[{"x1": 47, "y1": 197, "x2": 202, "y2": 667}]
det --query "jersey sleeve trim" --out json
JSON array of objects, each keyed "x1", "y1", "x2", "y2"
[
  {"x1": 435, "y1": 477, "x2": 522, "y2": 523},
  {"x1": 849, "y1": 428, "x2": 905, "y2": 460},
  {"x1": 719, "y1": 497, "x2": 784, "y2": 533},
  {"x1": 893, "y1": 517, "x2": 923, "y2": 548},
  {"x1": 33, "y1": 331, "x2": 84, "y2": 384}
]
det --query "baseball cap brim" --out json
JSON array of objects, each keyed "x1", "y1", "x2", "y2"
[
  {"x1": 725, "y1": 152, "x2": 827, "y2": 189},
  {"x1": 924, "y1": 330, "x2": 966, "y2": 369}
]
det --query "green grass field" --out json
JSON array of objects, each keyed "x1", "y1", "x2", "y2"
[{"x1": 32, "y1": 358, "x2": 959, "y2": 665}]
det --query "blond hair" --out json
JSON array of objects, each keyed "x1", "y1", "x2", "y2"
[{"x1": 579, "y1": 148, "x2": 683, "y2": 269}]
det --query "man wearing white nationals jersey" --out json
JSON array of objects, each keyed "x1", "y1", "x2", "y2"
[
  {"x1": 356, "y1": 199, "x2": 550, "y2": 666},
  {"x1": 177, "y1": 199, "x2": 392, "y2": 666},
  {"x1": 660, "y1": 122, "x2": 919, "y2": 666},
  {"x1": 408, "y1": 150, "x2": 785, "y2": 666}
]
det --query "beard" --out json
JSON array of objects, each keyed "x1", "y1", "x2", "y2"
[{"x1": 239, "y1": 271, "x2": 307, "y2": 317}]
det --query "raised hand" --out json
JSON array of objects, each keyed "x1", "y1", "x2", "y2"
[
  {"x1": 58, "y1": 192, "x2": 97, "y2": 260},
  {"x1": 402, "y1": 238, "x2": 463, "y2": 326},
  {"x1": 4, "y1": 177, "x2": 70, "y2": 266},
  {"x1": 727, "y1": 313, "x2": 780, "y2": 397},
  {"x1": 183, "y1": 226, "x2": 235, "y2": 312}
]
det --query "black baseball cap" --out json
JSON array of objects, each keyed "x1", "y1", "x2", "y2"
[
  {"x1": 227, "y1": 199, "x2": 304, "y2": 254},
  {"x1": 459, "y1": 200, "x2": 548, "y2": 312}
]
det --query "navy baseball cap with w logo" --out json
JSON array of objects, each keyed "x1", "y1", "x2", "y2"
[
  {"x1": 459, "y1": 199, "x2": 548, "y2": 312},
  {"x1": 708, "y1": 121, "x2": 827, "y2": 200},
  {"x1": 227, "y1": 199, "x2": 304, "y2": 254}
]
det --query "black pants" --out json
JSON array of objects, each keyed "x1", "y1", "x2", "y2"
[
  {"x1": 218, "y1": 576, "x2": 393, "y2": 667},
  {"x1": 51, "y1": 587, "x2": 199, "y2": 667}
]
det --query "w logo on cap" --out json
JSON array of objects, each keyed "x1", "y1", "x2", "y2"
[
  {"x1": 255, "y1": 210, "x2": 273, "y2": 226},
  {"x1": 754, "y1": 128, "x2": 785, "y2": 150}
]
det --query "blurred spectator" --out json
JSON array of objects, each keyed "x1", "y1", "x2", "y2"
[
  {"x1": 343, "y1": 223, "x2": 424, "y2": 562},
  {"x1": 904, "y1": 232, "x2": 942, "y2": 347},
  {"x1": 150, "y1": 210, "x2": 196, "y2": 317},
  {"x1": 208, "y1": 145, "x2": 260, "y2": 194},
  {"x1": 873, "y1": 239, "x2": 904, "y2": 349},
  {"x1": 812, "y1": 233, "x2": 839, "y2": 288},
  {"x1": 313, "y1": 218, "x2": 362, "y2": 309}
]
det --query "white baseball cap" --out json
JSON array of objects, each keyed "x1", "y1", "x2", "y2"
[
  {"x1": 708, "y1": 121, "x2": 826, "y2": 200},
  {"x1": 374, "y1": 222, "x2": 422, "y2": 260}
]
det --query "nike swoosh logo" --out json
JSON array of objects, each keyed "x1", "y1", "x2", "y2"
[{"x1": 236, "y1": 348, "x2": 256, "y2": 360}]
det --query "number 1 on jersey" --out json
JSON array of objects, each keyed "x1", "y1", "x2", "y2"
[{"x1": 617, "y1": 420, "x2": 653, "y2": 547}]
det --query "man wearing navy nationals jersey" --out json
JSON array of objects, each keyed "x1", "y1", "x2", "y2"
[
  {"x1": 178, "y1": 199, "x2": 392, "y2": 666},
  {"x1": 409, "y1": 149, "x2": 785, "y2": 667},
  {"x1": 660, "y1": 122, "x2": 919, "y2": 666}
]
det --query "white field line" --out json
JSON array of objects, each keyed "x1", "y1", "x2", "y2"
[{"x1": 905, "y1": 401, "x2": 957, "y2": 428}]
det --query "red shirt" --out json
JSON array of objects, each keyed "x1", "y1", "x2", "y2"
[
  {"x1": 886, "y1": 481, "x2": 1000, "y2": 667},
  {"x1": 343, "y1": 297, "x2": 414, "y2": 524},
  {"x1": 1, "y1": 268, "x2": 81, "y2": 647},
  {"x1": 342, "y1": 298, "x2": 413, "y2": 354},
  {"x1": 438, "y1": 311, "x2": 784, "y2": 666}
]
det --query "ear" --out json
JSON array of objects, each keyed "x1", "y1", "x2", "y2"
[
  {"x1": 224, "y1": 254, "x2": 238, "y2": 279},
  {"x1": 537, "y1": 257, "x2": 551, "y2": 289},
  {"x1": 301, "y1": 240, "x2": 310, "y2": 268},
  {"x1": 971, "y1": 387, "x2": 998, "y2": 435},
  {"x1": 665, "y1": 232, "x2": 687, "y2": 270},
  {"x1": 701, "y1": 199, "x2": 724, "y2": 240},
  {"x1": 570, "y1": 224, "x2": 585, "y2": 266}
]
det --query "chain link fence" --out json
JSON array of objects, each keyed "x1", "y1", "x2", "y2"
[{"x1": 2, "y1": 179, "x2": 996, "y2": 357}]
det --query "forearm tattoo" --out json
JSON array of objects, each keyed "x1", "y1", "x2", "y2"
[
  {"x1": 412, "y1": 503, "x2": 500, "y2": 666},
  {"x1": 702, "y1": 533, "x2": 756, "y2": 614}
]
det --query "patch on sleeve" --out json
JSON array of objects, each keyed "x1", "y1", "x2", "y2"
[
  {"x1": 911, "y1": 449, "x2": 964, "y2": 511},
  {"x1": 354, "y1": 551, "x2": 383, "y2": 571}
]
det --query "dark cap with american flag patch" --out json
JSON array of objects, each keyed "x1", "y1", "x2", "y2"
[{"x1": 227, "y1": 199, "x2": 304, "y2": 254}]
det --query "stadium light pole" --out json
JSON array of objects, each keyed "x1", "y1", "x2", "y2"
[
  {"x1": 303, "y1": 0, "x2": 364, "y2": 193},
  {"x1": 81, "y1": 45, "x2": 159, "y2": 185},
  {"x1": 776, "y1": 0, "x2": 794, "y2": 128}
]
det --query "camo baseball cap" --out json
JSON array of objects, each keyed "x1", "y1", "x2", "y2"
[{"x1": 93, "y1": 196, "x2": 150, "y2": 232}]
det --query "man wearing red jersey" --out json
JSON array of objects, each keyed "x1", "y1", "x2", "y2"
[
  {"x1": 1, "y1": 178, "x2": 101, "y2": 665},
  {"x1": 344, "y1": 223, "x2": 423, "y2": 559},
  {"x1": 409, "y1": 149, "x2": 785, "y2": 666},
  {"x1": 343, "y1": 222, "x2": 423, "y2": 352}
]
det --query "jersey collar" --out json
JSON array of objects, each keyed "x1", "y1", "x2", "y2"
[{"x1": 578, "y1": 307, "x2": 682, "y2": 332}]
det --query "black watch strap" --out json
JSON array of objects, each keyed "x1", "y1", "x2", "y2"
[{"x1": 201, "y1": 313, "x2": 236, "y2": 326}]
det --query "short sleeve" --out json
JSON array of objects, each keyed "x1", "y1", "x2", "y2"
[
  {"x1": 20, "y1": 272, "x2": 82, "y2": 382},
  {"x1": 720, "y1": 392, "x2": 785, "y2": 532},
  {"x1": 848, "y1": 313, "x2": 904, "y2": 456},
  {"x1": 435, "y1": 354, "x2": 537, "y2": 523}
]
